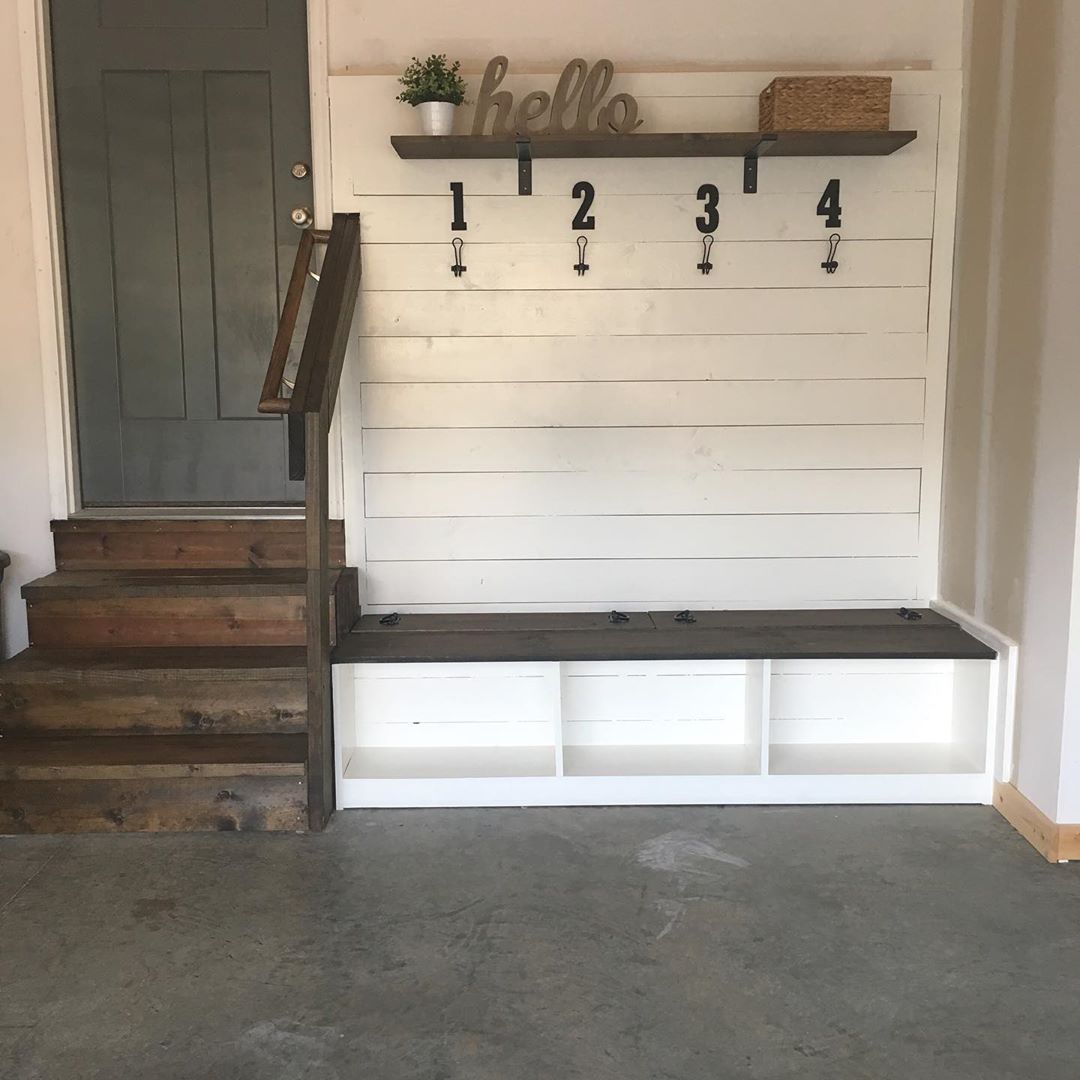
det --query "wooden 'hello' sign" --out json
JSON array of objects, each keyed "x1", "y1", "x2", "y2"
[{"x1": 472, "y1": 56, "x2": 643, "y2": 136}]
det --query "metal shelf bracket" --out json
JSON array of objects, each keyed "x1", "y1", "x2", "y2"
[
  {"x1": 743, "y1": 135, "x2": 778, "y2": 194},
  {"x1": 516, "y1": 138, "x2": 532, "y2": 195}
]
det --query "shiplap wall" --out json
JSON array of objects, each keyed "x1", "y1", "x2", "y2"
[{"x1": 329, "y1": 71, "x2": 960, "y2": 611}]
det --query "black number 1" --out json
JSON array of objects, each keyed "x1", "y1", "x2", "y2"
[
  {"x1": 450, "y1": 181, "x2": 467, "y2": 231},
  {"x1": 572, "y1": 181, "x2": 596, "y2": 229},
  {"x1": 696, "y1": 184, "x2": 719, "y2": 233},
  {"x1": 817, "y1": 178, "x2": 842, "y2": 229}
]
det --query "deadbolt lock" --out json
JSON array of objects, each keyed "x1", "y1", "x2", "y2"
[
  {"x1": 290, "y1": 206, "x2": 314, "y2": 229},
  {"x1": 291, "y1": 161, "x2": 310, "y2": 179}
]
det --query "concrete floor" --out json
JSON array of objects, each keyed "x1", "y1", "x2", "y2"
[{"x1": 1, "y1": 806, "x2": 1077, "y2": 1080}]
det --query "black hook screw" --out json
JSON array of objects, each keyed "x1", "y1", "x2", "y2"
[
  {"x1": 697, "y1": 235, "x2": 714, "y2": 275},
  {"x1": 821, "y1": 233, "x2": 841, "y2": 274},
  {"x1": 451, "y1": 236, "x2": 466, "y2": 277},
  {"x1": 574, "y1": 235, "x2": 590, "y2": 276}
]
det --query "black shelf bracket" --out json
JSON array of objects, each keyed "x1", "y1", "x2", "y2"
[
  {"x1": 516, "y1": 138, "x2": 532, "y2": 195},
  {"x1": 743, "y1": 135, "x2": 778, "y2": 194}
]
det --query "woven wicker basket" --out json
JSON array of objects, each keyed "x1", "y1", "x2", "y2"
[{"x1": 759, "y1": 76, "x2": 891, "y2": 132}]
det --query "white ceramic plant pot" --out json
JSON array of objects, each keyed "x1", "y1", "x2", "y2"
[{"x1": 417, "y1": 100, "x2": 457, "y2": 136}]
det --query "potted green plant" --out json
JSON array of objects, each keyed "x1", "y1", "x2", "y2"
[{"x1": 397, "y1": 54, "x2": 468, "y2": 135}]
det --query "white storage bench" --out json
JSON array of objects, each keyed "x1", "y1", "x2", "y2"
[{"x1": 331, "y1": 609, "x2": 999, "y2": 808}]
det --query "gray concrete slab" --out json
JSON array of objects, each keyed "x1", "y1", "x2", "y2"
[{"x1": 0, "y1": 806, "x2": 1077, "y2": 1080}]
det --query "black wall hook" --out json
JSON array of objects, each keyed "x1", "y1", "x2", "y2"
[
  {"x1": 821, "y1": 232, "x2": 841, "y2": 274},
  {"x1": 451, "y1": 236, "x2": 466, "y2": 277},
  {"x1": 697, "y1": 234, "x2": 714, "y2": 275},
  {"x1": 574, "y1": 235, "x2": 590, "y2": 276}
]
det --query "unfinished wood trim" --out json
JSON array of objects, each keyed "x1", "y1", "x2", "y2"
[
  {"x1": 19, "y1": 0, "x2": 80, "y2": 516},
  {"x1": 306, "y1": 0, "x2": 332, "y2": 230},
  {"x1": 993, "y1": 781, "x2": 1080, "y2": 863}
]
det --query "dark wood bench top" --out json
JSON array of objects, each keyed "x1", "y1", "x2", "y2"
[{"x1": 332, "y1": 609, "x2": 996, "y2": 664}]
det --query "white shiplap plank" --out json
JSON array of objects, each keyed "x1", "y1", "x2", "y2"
[
  {"x1": 363, "y1": 557, "x2": 920, "y2": 606},
  {"x1": 361, "y1": 379, "x2": 925, "y2": 429},
  {"x1": 361, "y1": 425, "x2": 924, "y2": 473},
  {"x1": 364, "y1": 469, "x2": 921, "y2": 518},
  {"x1": 365, "y1": 513, "x2": 920, "y2": 561},
  {"x1": 353, "y1": 192, "x2": 934, "y2": 243},
  {"x1": 356, "y1": 334, "x2": 927, "y2": 383},
  {"x1": 359, "y1": 288, "x2": 927, "y2": 338},
  {"x1": 330, "y1": 76, "x2": 939, "y2": 197},
  {"x1": 359, "y1": 240, "x2": 931, "y2": 291}
]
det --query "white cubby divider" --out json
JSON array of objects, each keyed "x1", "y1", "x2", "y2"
[{"x1": 337, "y1": 654, "x2": 998, "y2": 808}]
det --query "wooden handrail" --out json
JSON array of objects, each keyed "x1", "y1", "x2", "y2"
[
  {"x1": 257, "y1": 226, "x2": 334, "y2": 415},
  {"x1": 256, "y1": 213, "x2": 362, "y2": 831},
  {"x1": 287, "y1": 213, "x2": 362, "y2": 420}
]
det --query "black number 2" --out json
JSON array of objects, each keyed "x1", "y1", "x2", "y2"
[
  {"x1": 696, "y1": 183, "x2": 719, "y2": 234},
  {"x1": 817, "y1": 178, "x2": 842, "y2": 229},
  {"x1": 450, "y1": 181, "x2": 467, "y2": 231},
  {"x1": 572, "y1": 181, "x2": 596, "y2": 229}
]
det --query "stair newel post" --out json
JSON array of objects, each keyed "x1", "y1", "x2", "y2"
[{"x1": 305, "y1": 404, "x2": 335, "y2": 830}]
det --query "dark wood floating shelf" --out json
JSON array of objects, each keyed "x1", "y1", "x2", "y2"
[
  {"x1": 393, "y1": 130, "x2": 918, "y2": 194},
  {"x1": 333, "y1": 608, "x2": 994, "y2": 665},
  {"x1": 391, "y1": 129, "x2": 918, "y2": 160}
]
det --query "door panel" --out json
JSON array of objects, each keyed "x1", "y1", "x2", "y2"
[
  {"x1": 52, "y1": 0, "x2": 311, "y2": 504},
  {"x1": 100, "y1": 1, "x2": 270, "y2": 30},
  {"x1": 205, "y1": 72, "x2": 279, "y2": 420},
  {"x1": 104, "y1": 71, "x2": 186, "y2": 420}
]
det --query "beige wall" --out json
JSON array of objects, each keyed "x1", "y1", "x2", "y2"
[
  {"x1": 942, "y1": 0, "x2": 1080, "y2": 821},
  {"x1": 327, "y1": 0, "x2": 964, "y2": 73},
  {"x1": 0, "y1": 2, "x2": 54, "y2": 658}
]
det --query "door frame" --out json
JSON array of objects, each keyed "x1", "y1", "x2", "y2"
[{"x1": 17, "y1": 0, "x2": 339, "y2": 518}]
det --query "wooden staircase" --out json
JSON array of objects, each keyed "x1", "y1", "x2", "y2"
[{"x1": 0, "y1": 519, "x2": 356, "y2": 834}]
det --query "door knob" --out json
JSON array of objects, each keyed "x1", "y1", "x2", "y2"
[{"x1": 290, "y1": 206, "x2": 313, "y2": 229}]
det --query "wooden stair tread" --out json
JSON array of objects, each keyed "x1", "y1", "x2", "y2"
[
  {"x1": 52, "y1": 518, "x2": 346, "y2": 571},
  {"x1": 0, "y1": 646, "x2": 306, "y2": 682},
  {"x1": 21, "y1": 568, "x2": 340, "y2": 599},
  {"x1": 1, "y1": 734, "x2": 307, "y2": 779}
]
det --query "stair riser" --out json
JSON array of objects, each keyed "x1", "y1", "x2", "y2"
[
  {"x1": 53, "y1": 521, "x2": 346, "y2": 571},
  {"x1": 1, "y1": 775, "x2": 307, "y2": 833},
  {"x1": 0, "y1": 679, "x2": 306, "y2": 737},
  {"x1": 27, "y1": 596, "x2": 312, "y2": 648}
]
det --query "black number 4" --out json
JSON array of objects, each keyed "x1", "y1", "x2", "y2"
[
  {"x1": 817, "y1": 178, "x2": 842, "y2": 229},
  {"x1": 572, "y1": 181, "x2": 596, "y2": 230}
]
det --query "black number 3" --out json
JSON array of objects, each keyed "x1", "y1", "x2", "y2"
[
  {"x1": 572, "y1": 181, "x2": 596, "y2": 230},
  {"x1": 696, "y1": 184, "x2": 719, "y2": 234},
  {"x1": 817, "y1": 178, "x2": 842, "y2": 229}
]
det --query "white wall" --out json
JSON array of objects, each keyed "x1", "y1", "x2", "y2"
[
  {"x1": 0, "y1": 0, "x2": 966, "y2": 652},
  {"x1": 0, "y1": 3, "x2": 54, "y2": 657},
  {"x1": 327, "y1": 0, "x2": 964, "y2": 73},
  {"x1": 330, "y1": 71, "x2": 956, "y2": 612},
  {"x1": 941, "y1": 0, "x2": 1080, "y2": 824},
  {"x1": 1013, "y1": 1, "x2": 1080, "y2": 823}
]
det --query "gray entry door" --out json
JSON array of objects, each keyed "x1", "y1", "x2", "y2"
[{"x1": 52, "y1": 0, "x2": 312, "y2": 505}]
